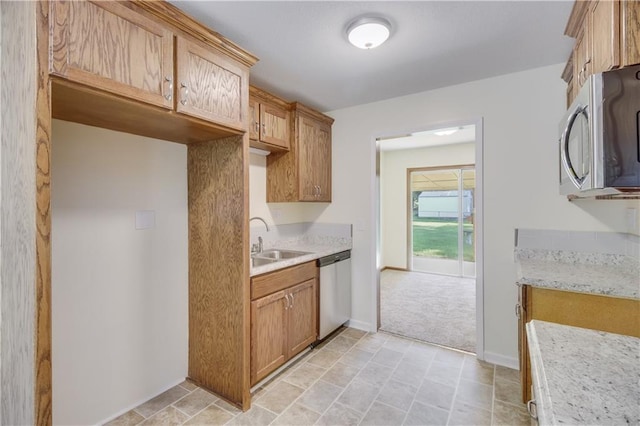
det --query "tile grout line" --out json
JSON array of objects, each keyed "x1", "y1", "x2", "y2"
[{"x1": 444, "y1": 353, "x2": 465, "y2": 426}]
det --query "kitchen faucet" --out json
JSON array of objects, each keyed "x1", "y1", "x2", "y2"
[{"x1": 250, "y1": 216, "x2": 270, "y2": 253}]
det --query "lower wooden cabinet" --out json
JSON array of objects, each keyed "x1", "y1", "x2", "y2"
[
  {"x1": 517, "y1": 284, "x2": 640, "y2": 403},
  {"x1": 250, "y1": 262, "x2": 318, "y2": 385}
]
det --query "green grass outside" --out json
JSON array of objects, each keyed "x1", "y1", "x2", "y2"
[{"x1": 412, "y1": 217, "x2": 475, "y2": 262}]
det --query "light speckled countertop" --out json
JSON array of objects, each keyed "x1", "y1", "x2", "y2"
[
  {"x1": 516, "y1": 248, "x2": 640, "y2": 299},
  {"x1": 250, "y1": 241, "x2": 352, "y2": 277},
  {"x1": 527, "y1": 320, "x2": 640, "y2": 425}
]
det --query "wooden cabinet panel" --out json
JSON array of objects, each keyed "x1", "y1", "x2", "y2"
[
  {"x1": 287, "y1": 279, "x2": 318, "y2": 357},
  {"x1": 260, "y1": 104, "x2": 289, "y2": 149},
  {"x1": 573, "y1": 25, "x2": 591, "y2": 89},
  {"x1": 518, "y1": 284, "x2": 640, "y2": 404},
  {"x1": 50, "y1": 0, "x2": 174, "y2": 108},
  {"x1": 298, "y1": 116, "x2": 319, "y2": 201},
  {"x1": 249, "y1": 98, "x2": 260, "y2": 140},
  {"x1": 176, "y1": 37, "x2": 247, "y2": 130},
  {"x1": 250, "y1": 261, "x2": 319, "y2": 385},
  {"x1": 251, "y1": 290, "x2": 288, "y2": 385},
  {"x1": 621, "y1": 0, "x2": 640, "y2": 66},
  {"x1": 316, "y1": 123, "x2": 332, "y2": 202},
  {"x1": 590, "y1": 0, "x2": 620, "y2": 74}
]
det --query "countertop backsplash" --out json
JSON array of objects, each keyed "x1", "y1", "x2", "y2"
[{"x1": 250, "y1": 222, "x2": 352, "y2": 251}]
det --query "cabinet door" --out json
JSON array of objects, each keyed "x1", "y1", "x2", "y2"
[
  {"x1": 590, "y1": 0, "x2": 620, "y2": 74},
  {"x1": 517, "y1": 285, "x2": 531, "y2": 404},
  {"x1": 50, "y1": 0, "x2": 174, "y2": 108},
  {"x1": 260, "y1": 104, "x2": 290, "y2": 149},
  {"x1": 298, "y1": 116, "x2": 320, "y2": 201},
  {"x1": 249, "y1": 98, "x2": 260, "y2": 140},
  {"x1": 286, "y1": 279, "x2": 317, "y2": 358},
  {"x1": 621, "y1": 0, "x2": 640, "y2": 67},
  {"x1": 176, "y1": 37, "x2": 247, "y2": 129},
  {"x1": 315, "y1": 122, "x2": 332, "y2": 202},
  {"x1": 251, "y1": 290, "x2": 288, "y2": 385}
]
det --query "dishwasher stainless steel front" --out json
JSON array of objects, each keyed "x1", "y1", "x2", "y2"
[{"x1": 317, "y1": 250, "x2": 352, "y2": 340}]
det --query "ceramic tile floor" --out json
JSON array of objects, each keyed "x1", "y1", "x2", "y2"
[{"x1": 106, "y1": 328, "x2": 530, "y2": 426}]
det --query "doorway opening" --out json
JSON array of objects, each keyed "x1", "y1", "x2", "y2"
[
  {"x1": 377, "y1": 120, "x2": 482, "y2": 355},
  {"x1": 409, "y1": 166, "x2": 476, "y2": 277}
]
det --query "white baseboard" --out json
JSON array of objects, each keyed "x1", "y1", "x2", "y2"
[
  {"x1": 484, "y1": 351, "x2": 519, "y2": 370},
  {"x1": 346, "y1": 319, "x2": 373, "y2": 332}
]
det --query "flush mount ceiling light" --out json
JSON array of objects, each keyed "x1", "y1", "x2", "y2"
[
  {"x1": 434, "y1": 128, "x2": 459, "y2": 136},
  {"x1": 346, "y1": 17, "x2": 391, "y2": 49}
]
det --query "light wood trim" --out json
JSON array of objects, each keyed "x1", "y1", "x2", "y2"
[
  {"x1": 36, "y1": 1, "x2": 53, "y2": 424},
  {"x1": 51, "y1": 79, "x2": 242, "y2": 144},
  {"x1": 529, "y1": 287, "x2": 640, "y2": 337},
  {"x1": 290, "y1": 102, "x2": 334, "y2": 125},
  {"x1": 249, "y1": 85, "x2": 290, "y2": 110},
  {"x1": 565, "y1": 0, "x2": 592, "y2": 38},
  {"x1": 621, "y1": 0, "x2": 640, "y2": 66},
  {"x1": 188, "y1": 135, "x2": 250, "y2": 409},
  {"x1": 251, "y1": 261, "x2": 317, "y2": 300},
  {"x1": 132, "y1": 0, "x2": 259, "y2": 68}
]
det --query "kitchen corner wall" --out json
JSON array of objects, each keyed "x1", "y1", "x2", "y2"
[
  {"x1": 307, "y1": 63, "x2": 638, "y2": 365},
  {"x1": 51, "y1": 120, "x2": 188, "y2": 425}
]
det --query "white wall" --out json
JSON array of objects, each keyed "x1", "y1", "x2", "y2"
[
  {"x1": 51, "y1": 120, "x2": 188, "y2": 425},
  {"x1": 305, "y1": 63, "x2": 638, "y2": 364},
  {"x1": 381, "y1": 143, "x2": 476, "y2": 268}
]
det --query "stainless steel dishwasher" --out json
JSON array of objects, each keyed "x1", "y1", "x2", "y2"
[{"x1": 317, "y1": 250, "x2": 352, "y2": 339}]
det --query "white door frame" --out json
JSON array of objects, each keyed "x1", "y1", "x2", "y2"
[{"x1": 374, "y1": 117, "x2": 485, "y2": 359}]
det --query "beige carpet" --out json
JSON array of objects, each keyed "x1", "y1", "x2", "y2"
[{"x1": 380, "y1": 269, "x2": 476, "y2": 353}]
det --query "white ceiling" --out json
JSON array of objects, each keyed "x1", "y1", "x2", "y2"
[
  {"x1": 379, "y1": 124, "x2": 475, "y2": 151},
  {"x1": 170, "y1": 1, "x2": 575, "y2": 112}
]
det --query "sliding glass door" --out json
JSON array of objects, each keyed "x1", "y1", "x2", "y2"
[{"x1": 409, "y1": 166, "x2": 475, "y2": 277}]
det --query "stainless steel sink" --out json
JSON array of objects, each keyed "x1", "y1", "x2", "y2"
[
  {"x1": 251, "y1": 256, "x2": 277, "y2": 267},
  {"x1": 256, "y1": 249, "x2": 310, "y2": 260}
]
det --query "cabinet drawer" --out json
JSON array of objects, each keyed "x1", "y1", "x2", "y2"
[{"x1": 251, "y1": 261, "x2": 317, "y2": 300}]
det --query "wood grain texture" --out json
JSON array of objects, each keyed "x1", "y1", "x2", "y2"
[
  {"x1": 248, "y1": 97, "x2": 259, "y2": 140},
  {"x1": 519, "y1": 284, "x2": 640, "y2": 404},
  {"x1": 133, "y1": 0, "x2": 258, "y2": 68},
  {"x1": 250, "y1": 290, "x2": 288, "y2": 385},
  {"x1": 260, "y1": 103, "x2": 289, "y2": 149},
  {"x1": 36, "y1": 1, "x2": 53, "y2": 425},
  {"x1": 621, "y1": 0, "x2": 640, "y2": 66},
  {"x1": 1, "y1": 2, "x2": 37, "y2": 424},
  {"x1": 565, "y1": 0, "x2": 591, "y2": 38},
  {"x1": 177, "y1": 37, "x2": 248, "y2": 131},
  {"x1": 590, "y1": 0, "x2": 620, "y2": 74},
  {"x1": 286, "y1": 279, "x2": 317, "y2": 357},
  {"x1": 188, "y1": 135, "x2": 250, "y2": 409},
  {"x1": 51, "y1": 79, "x2": 242, "y2": 144},
  {"x1": 50, "y1": 0, "x2": 174, "y2": 109},
  {"x1": 266, "y1": 103, "x2": 333, "y2": 202},
  {"x1": 251, "y1": 262, "x2": 317, "y2": 301}
]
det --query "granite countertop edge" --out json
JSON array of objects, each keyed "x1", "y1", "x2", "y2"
[
  {"x1": 526, "y1": 321, "x2": 555, "y2": 425},
  {"x1": 250, "y1": 242, "x2": 352, "y2": 277}
]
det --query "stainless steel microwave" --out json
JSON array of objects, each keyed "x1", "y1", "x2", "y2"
[{"x1": 559, "y1": 65, "x2": 640, "y2": 197}]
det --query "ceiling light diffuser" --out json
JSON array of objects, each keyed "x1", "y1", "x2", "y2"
[{"x1": 347, "y1": 17, "x2": 391, "y2": 49}]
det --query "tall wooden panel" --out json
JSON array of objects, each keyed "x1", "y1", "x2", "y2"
[
  {"x1": 298, "y1": 116, "x2": 318, "y2": 201},
  {"x1": 1, "y1": 1, "x2": 39, "y2": 424},
  {"x1": 187, "y1": 135, "x2": 250, "y2": 409},
  {"x1": 315, "y1": 122, "x2": 332, "y2": 202}
]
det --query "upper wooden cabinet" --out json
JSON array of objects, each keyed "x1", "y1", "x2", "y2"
[
  {"x1": 48, "y1": 0, "x2": 255, "y2": 143},
  {"x1": 563, "y1": 0, "x2": 640, "y2": 105},
  {"x1": 176, "y1": 37, "x2": 247, "y2": 129},
  {"x1": 267, "y1": 103, "x2": 334, "y2": 203},
  {"x1": 249, "y1": 86, "x2": 290, "y2": 152},
  {"x1": 50, "y1": 1, "x2": 175, "y2": 109}
]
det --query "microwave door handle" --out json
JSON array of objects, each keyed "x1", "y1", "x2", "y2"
[{"x1": 561, "y1": 105, "x2": 587, "y2": 189}]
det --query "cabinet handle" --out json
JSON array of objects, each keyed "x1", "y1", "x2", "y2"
[
  {"x1": 526, "y1": 399, "x2": 538, "y2": 420},
  {"x1": 318, "y1": 185, "x2": 322, "y2": 197},
  {"x1": 290, "y1": 293, "x2": 294, "y2": 308},
  {"x1": 254, "y1": 122, "x2": 260, "y2": 132},
  {"x1": 180, "y1": 82, "x2": 188, "y2": 105},
  {"x1": 284, "y1": 294, "x2": 290, "y2": 310},
  {"x1": 164, "y1": 76, "x2": 173, "y2": 101},
  {"x1": 262, "y1": 123, "x2": 266, "y2": 135},
  {"x1": 515, "y1": 303, "x2": 521, "y2": 319}
]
